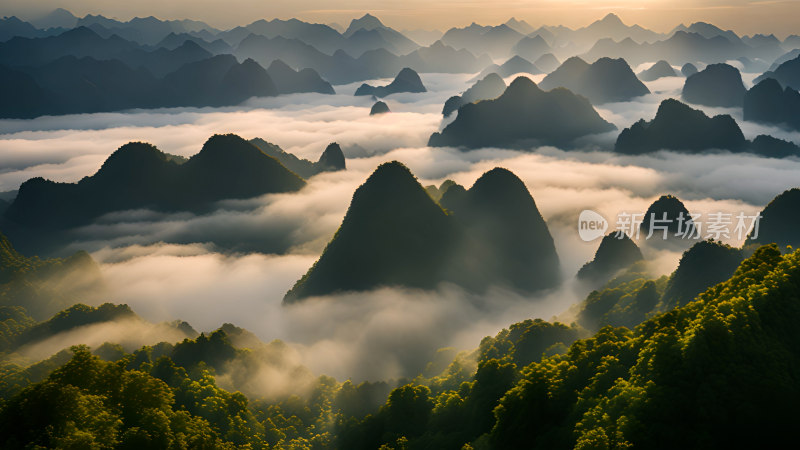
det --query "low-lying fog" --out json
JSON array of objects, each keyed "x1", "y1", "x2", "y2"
[{"x1": 2, "y1": 71, "x2": 799, "y2": 381}]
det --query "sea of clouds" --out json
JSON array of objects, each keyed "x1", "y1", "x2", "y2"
[{"x1": 2, "y1": 70, "x2": 799, "y2": 384}]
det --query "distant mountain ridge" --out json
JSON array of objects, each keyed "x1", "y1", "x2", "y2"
[{"x1": 539, "y1": 56, "x2": 649, "y2": 104}]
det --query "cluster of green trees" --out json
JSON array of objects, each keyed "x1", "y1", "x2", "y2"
[
  {"x1": 3, "y1": 236, "x2": 800, "y2": 448},
  {"x1": 338, "y1": 244, "x2": 800, "y2": 448},
  {"x1": 576, "y1": 240, "x2": 744, "y2": 332},
  {"x1": 0, "y1": 231, "x2": 105, "y2": 320},
  {"x1": 0, "y1": 312, "x2": 582, "y2": 449}
]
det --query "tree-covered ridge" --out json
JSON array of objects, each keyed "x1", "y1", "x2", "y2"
[
  {"x1": 428, "y1": 76, "x2": 616, "y2": 149},
  {"x1": 249, "y1": 138, "x2": 346, "y2": 179},
  {"x1": 285, "y1": 163, "x2": 562, "y2": 301},
  {"x1": 0, "y1": 303, "x2": 136, "y2": 355},
  {"x1": 284, "y1": 161, "x2": 461, "y2": 301},
  {"x1": 3, "y1": 134, "x2": 306, "y2": 233},
  {"x1": 338, "y1": 244, "x2": 800, "y2": 449},
  {"x1": 1, "y1": 134, "x2": 307, "y2": 255},
  {"x1": 0, "y1": 230, "x2": 105, "y2": 320},
  {"x1": 575, "y1": 239, "x2": 743, "y2": 331},
  {"x1": 0, "y1": 326, "x2": 397, "y2": 449},
  {"x1": 576, "y1": 232, "x2": 643, "y2": 286},
  {"x1": 1, "y1": 244, "x2": 799, "y2": 449},
  {"x1": 747, "y1": 187, "x2": 800, "y2": 249},
  {"x1": 0, "y1": 345, "x2": 265, "y2": 448},
  {"x1": 492, "y1": 244, "x2": 799, "y2": 449}
]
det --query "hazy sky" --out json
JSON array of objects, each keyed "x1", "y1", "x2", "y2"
[{"x1": 3, "y1": 0, "x2": 799, "y2": 37}]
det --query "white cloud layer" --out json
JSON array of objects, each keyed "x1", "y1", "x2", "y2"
[{"x1": 2, "y1": 72, "x2": 799, "y2": 382}]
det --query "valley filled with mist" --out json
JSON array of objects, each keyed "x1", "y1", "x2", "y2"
[{"x1": 2, "y1": 5, "x2": 800, "y2": 449}]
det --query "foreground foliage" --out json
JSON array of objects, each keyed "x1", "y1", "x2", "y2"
[{"x1": 1, "y1": 244, "x2": 799, "y2": 448}]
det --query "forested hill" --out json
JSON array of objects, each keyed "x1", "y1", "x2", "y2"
[{"x1": 2, "y1": 243, "x2": 800, "y2": 448}]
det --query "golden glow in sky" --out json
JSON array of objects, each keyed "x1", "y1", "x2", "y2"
[{"x1": 3, "y1": 0, "x2": 799, "y2": 37}]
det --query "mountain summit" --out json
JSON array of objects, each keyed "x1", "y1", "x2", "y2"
[
  {"x1": 4, "y1": 134, "x2": 305, "y2": 231},
  {"x1": 284, "y1": 161, "x2": 459, "y2": 301},
  {"x1": 355, "y1": 67, "x2": 426, "y2": 97},
  {"x1": 284, "y1": 163, "x2": 561, "y2": 301},
  {"x1": 539, "y1": 56, "x2": 650, "y2": 104},
  {"x1": 429, "y1": 76, "x2": 615, "y2": 149},
  {"x1": 615, "y1": 99, "x2": 746, "y2": 154}
]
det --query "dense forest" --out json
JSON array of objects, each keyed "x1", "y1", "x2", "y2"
[{"x1": 2, "y1": 239, "x2": 799, "y2": 448}]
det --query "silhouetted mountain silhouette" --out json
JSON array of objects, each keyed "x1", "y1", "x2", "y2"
[
  {"x1": 473, "y1": 55, "x2": 541, "y2": 81},
  {"x1": 370, "y1": 101, "x2": 390, "y2": 115},
  {"x1": 460, "y1": 72, "x2": 507, "y2": 103},
  {"x1": 0, "y1": 26, "x2": 139, "y2": 66},
  {"x1": 539, "y1": 56, "x2": 649, "y2": 104},
  {"x1": 0, "y1": 65, "x2": 47, "y2": 118},
  {"x1": 266, "y1": 59, "x2": 335, "y2": 94},
  {"x1": 767, "y1": 50, "x2": 800, "y2": 72},
  {"x1": 317, "y1": 143, "x2": 347, "y2": 172},
  {"x1": 74, "y1": 14, "x2": 218, "y2": 46},
  {"x1": 160, "y1": 55, "x2": 277, "y2": 107},
  {"x1": 284, "y1": 163, "x2": 561, "y2": 301},
  {"x1": 681, "y1": 62, "x2": 699, "y2": 77},
  {"x1": 219, "y1": 18, "x2": 344, "y2": 54},
  {"x1": 534, "y1": 53, "x2": 560, "y2": 73},
  {"x1": 500, "y1": 55, "x2": 541, "y2": 75},
  {"x1": 582, "y1": 30, "x2": 780, "y2": 67},
  {"x1": 441, "y1": 23, "x2": 524, "y2": 59},
  {"x1": 744, "y1": 78, "x2": 800, "y2": 131},
  {"x1": 249, "y1": 139, "x2": 345, "y2": 178},
  {"x1": 30, "y1": 8, "x2": 78, "y2": 30},
  {"x1": 639, "y1": 194, "x2": 694, "y2": 240},
  {"x1": 355, "y1": 67, "x2": 426, "y2": 97},
  {"x1": 577, "y1": 233, "x2": 643, "y2": 285},
  {"x1": 660, "y1": 240, "x2": 743, "y2": 309},
  {"x1": 0, "y1": 230, "x2": 104, "y2": 319},
  {"x1": 442, "y1": 168, "x2": 561, "y2": 292},
  {"x1": 0, "y1": 53, "x2": 283, "y2": 118},
  {"x1": 4, "y1": 134, "x2": 305, "y2": 231},
  {"x1": 284, "y1": 161, "x2": 460, "y2": 301},
  {"x1": 615, "y1": 99, "x2": 747, "y2": 154},
  {"x1": 511, "y1": 35, "x2": 551, "y2": 61},
  {"x1": 672, "y1": 22, "x2": 740, "y2": 43},
  {"x1": 747, "y1": 188, "x2": 800, "y2": 249},
  {"x1": 156, "y1": 32, "x2": 232, "y2": 53},
  {"x1": 342, "y1": 14, "x2": 418, "y2": 56},
  {"x1": 114, "y1": 39, "x2": 213, "y2": 77},
  {"x1": 682, "y1": 63, "x2": 745, "y2": 107},
  {"x1": 442, "y1": 72, "x2": 506, "y2": 117},
  {"x1": 638, "y1": 60, "x2": 677, "y2": 81},
  {"x1": 442, "y1": 97, "x2": 464, "y2": 117},
  {"x1": 429, "y1": 76, "x2": 615, "y2": 149},
  {"x1": 748, "y1": 135, "x2": 800, "y2": 158},
  {"x1": 402, "y1": 40, "x2": 489, "y2": 73}
]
